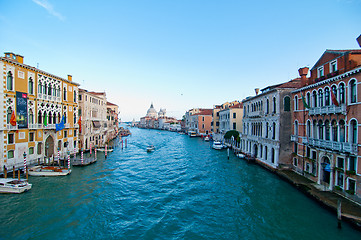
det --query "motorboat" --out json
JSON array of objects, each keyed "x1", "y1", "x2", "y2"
[
  {"x1": 146, "y1": 145, "x2": 155, "y2": 152},
  {"x1": 188, "y1": 131, "x2": 197, "y2": 137},
  {"x1": 236, "y1": 153, "x2": 245, "y2": 159},
  {"x1": 0, "y1": 178, "x2": 32, "y2": 193},
  {"x1": 96, "y1": 148, "x2": 114, "y2": 152},
  {"x1": 212, "y1": 141, "x2": 224, "y2": 150},
  {"x1": 204, "y1": 136, "x2": 210, "y2": 141},
  {"x1": 28, "y1": 166, "x2": 71, "y2": 176}
]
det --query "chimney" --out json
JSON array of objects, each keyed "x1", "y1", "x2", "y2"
[
  {"x1": 357, "y1": 34, "x2": 361, "y2": 48},
  {"x1": 298, "y1": 67, "x2": 309, "y2": 86},
  {"x1": 255, "y1": 88, "x2": 260, "y2": 95},
  {"x1": 16, "y1": 54, "x2": 24, "y2": 64},
  {"x1": 67, "y1": 75, "x2": 72, "y2": 81}
]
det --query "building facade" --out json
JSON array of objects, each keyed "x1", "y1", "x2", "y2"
[
  {"x1": 1, "y1": 52, "x2": 79, "y2": 170},
  {"x1": 241, "y1": 79, "x2": 301, "y2": 169},
  {"x1": 78, "y1": 89, "x2": 107, "y2": 150},
  {"x1": 106, "y1": 101, "x2": 119, "y2": 142},
  {"x1": 292, "y1": 49, "x2": 361, "y2": 200},
  {"x1": 218, "y1": 102, "x2": 243, "y2": 134}
]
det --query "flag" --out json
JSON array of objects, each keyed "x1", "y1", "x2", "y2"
[
  {"x1": 55, "y1": 115, "x2": 65, "y2": 132},
  {"x1": 331, "y1": 89, "x2": 339, "y2": 106},
  {"x1": 43, "y1": 112, "x2": 47, "y2": 126},
  {"x1": 301, "y1": 94, "x2": 310, "y2": 109},
  {"x1": 10, "y1": 111, "x2": 16, "y2": 126},
  {"x1": 77, "y1": 116, "x2": 82, "y2": 133}
]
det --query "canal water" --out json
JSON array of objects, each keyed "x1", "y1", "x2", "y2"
[{"x1": 1, "y1": 128, "x2": 360, "y2": 239}]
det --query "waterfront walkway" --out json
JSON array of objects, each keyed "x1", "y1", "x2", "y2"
[{"x1": 276, "y1": 169, "x2": 361, "y2": 229}]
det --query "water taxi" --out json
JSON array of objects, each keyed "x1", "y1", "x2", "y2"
[
  {"x1": 146, "y1": 145, "x2": 155, "y2": 152},
  {"x1": 188, "y1": 131, "x2": 197, "y2": 137},
  {"x1": 28, "y1": 166, "x2": 71, "y2": 176},
  {"x1": 0, "y1": 178, "x2": 32, "y2": 193},
  {"x1": 212, "y1": 141, "x2": 224, "y2": 150}
]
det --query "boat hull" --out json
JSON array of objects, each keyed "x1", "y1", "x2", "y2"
[
  {"x1": 28, "y1": 166, "x2": 71, "y2": 176},
  {"x1": 0, "y1": 178, "x2": 32, "y2": 193}
]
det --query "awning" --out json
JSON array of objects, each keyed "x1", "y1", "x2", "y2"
[{"x1": 92, "y1": 121, "x2": 101, "y2": 128}]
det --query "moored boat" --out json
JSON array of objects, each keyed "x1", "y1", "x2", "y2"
[
  {"x1": 212, "y1": 141, "x2": 223, "y2": 150},
  {"x1": 146, "y1": 145, "x2": 155, "y2": 152},
  {"x1": 204, "y1": 136, "x2": 210, "y2": 141},
  {"x1": 72, "y1": 157, "x2": 97, "y2": 166},
  {"x1": 97, "y1": 148, "x2": 114, "y2": 152},
  {"x1": 188, "y1": 131, "x2": 197, "y2": 137},
  {"x1": 0, "y1": 178, "x2": 32, "y2": 193},
  {"x1": 28, "y1": 166, "x2": 71, "y2": 176}
]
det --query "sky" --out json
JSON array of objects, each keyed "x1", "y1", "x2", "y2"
[{"x1": 1, "y1": 0, "x2": 360, "y2": 121}]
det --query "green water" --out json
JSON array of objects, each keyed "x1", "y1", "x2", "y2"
[{"x1": 0, "y1": 128, "x2": 360, "y2": 239}]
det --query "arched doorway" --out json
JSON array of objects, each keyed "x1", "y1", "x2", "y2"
[
  {"x1": 253, "y1": 144, "x2": 258, "y2": 158},
  {"x1": 45, "y1": 135, "x2": 54, "y2": 157},
  {"x1": 322, "y1": 156, "x2": 331, "y2": 185}
]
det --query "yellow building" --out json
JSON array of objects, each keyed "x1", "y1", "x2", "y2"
[{"x1": 1, "y1": 52, "x2": 80, "y2": 171}]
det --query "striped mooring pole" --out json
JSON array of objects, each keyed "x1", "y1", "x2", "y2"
[
  {"x1": 67, "y1": 152, "x2": 70, "y2": 170},
  {"x1": 105, "y1": 145, "x2": 107, "y2": 158}
]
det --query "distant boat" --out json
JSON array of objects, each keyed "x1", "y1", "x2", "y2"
[
  {"x1": 236, "y1": 153, "x2": 245, "y2": 159},
  {"x1": 0, "y1": 178, "x2": 32, "y2": 193},
  {"x1": 97, "y1": 148, "x2": 114, "y2": 152},
  {"x1": 212, "y1": 141, "x2": 223, "y2": 150},
  {"x1": 204, "y1": 136, "x2": 210, "y2": 141},
  {"x1": 28, "y1": 166, "x2": 71, "y2": 176},
  {"x1": 146, "y1": 145, "x2": 155, "y2": 152},
  {"x1": 188, "y1": 131, "x2": 197, "y2": 137}
]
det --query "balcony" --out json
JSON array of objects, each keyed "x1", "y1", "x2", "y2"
[
  {"x1": 309, "y1": 104, "x2": 346, "y2": 116},
  {"x1": 308, "y1": 137, "x2": 357, "y2": 154},
  {"x1": 246, "y1": 110, "x2": 264, "y2": 118},
  {"x1": 6, "y1": 124, "x2": 18, "y2": 130}
]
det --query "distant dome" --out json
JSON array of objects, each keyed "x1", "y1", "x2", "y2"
[
  {"x1": 158, "y1": 108, "x2": 166, "y2": 117},
  {"x1": 146, "y1": 103, "x2": 157, "y2": 118}
]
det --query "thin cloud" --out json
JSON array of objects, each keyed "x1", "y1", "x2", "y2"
[{"x1": 32, "y1": 0, "x2": 65, "y2": 21}]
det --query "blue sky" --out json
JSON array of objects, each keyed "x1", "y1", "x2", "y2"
[{"x1": 1, "y1": 0, "x2": 360, "y2": 121}]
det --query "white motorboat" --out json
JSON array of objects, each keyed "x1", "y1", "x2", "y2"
[
  {"x1": 204, "y1": 136, "x2": 210, "y2": 141},
  {"x1": 212, "y1": 141, "x2": 224, "y2": 150},
  {"x1": 97, "y1": 148, "x2": 114, "y2": 152},
  {"x1": 236, "y1": 153, "x2": 245, "y2": 159},
  {"x1": 188, "y1": 131, "x2": 197, "y2": 137},
  {"x1": 146, "y1": 145, "x2": 155, "y2": 152},
  {"x1": 0, "y1": 178, "x2": 32, "y2": 193},
  {"x1": 28, "y1": 166, "x2": 71, "y2": 176}
]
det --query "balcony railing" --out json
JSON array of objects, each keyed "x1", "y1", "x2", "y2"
[
  {"x1": 309, "y1": 104, "x2": 346, "y2": 116},
  {"x1": 6, "y1": 124, "x2": 18, "y2": 130},
  {"x1": 308, "y1": 137, "x2": 357, "y2": 154},
  {"x1": 246, "y1": 110, "x2": 264, "y2": 118}
]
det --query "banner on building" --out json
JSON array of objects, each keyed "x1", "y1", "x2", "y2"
[{"x1": 16, "y1": 91, "x2": 28, "y2": 129}]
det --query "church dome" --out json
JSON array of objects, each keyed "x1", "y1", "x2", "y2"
[{"x1": 146, "y1": 103, "x2": 157, "y2": 118}]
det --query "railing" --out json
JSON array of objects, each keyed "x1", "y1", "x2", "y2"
[
  {"x1": 247, "y1": 110, "x2": 264, "y2": 118},
  {"x1": 6, "y1": 124, "x2": 18, "y2": 130},
  {"x1": 309, "y1": 104, "x2": 346, "y2": 116},
  {"x1": 308, "y1": 137, "x2": 357, "y2": 154}
]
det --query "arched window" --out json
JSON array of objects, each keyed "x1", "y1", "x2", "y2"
[
  {"x1": 271, "y1": 148, "x2": 275, "y2": 163},
  {"x1": 38, "y1": 111, "x2": 42, "y2": 124},
  {"x1": 318, "y1": 120, "x2": 323, "y2": 140},
  {"x1": 306, "y1": 121, "x2": 311, "y2": 138},
  {"x1": 318, "y1": 89, "x2": 324, "y2": 107},
  {"x1": 273, "y1": 97, "x2": 276, "y2": 113},
  {"x1": 294, "y1": 96, "x2": 298, "y2": 110},
  {"x1": 265, "y1": 146, "x2": 268, "y2": 160},
  {"x1": 266, "y1": 122, "x2": 269, "y2": 138},
  {"x1": 339, "y1": 83, "x2": 345, "y2": 104},
  {"x1": 339, "y1": 120, "x2": 345, "y2": 142},
  {"x1": 294, "y1": 121, "x2": 299, "y2": 136},
  {"x1": 7, "y1": 107, "x2": 12, "y2": 124},
  {"x1": 313, "y1": 120, "x2": 317, "y2": 138},
  {"x1": 44, "y1": 84, "x2": 47, "y2": 95},
  {"x1": 48, "y1": 84, "x2": 52, "y2": 96},
  {"x1": 272, "y1": 122, "x2": 276, "y2": 139},
  {"x1": 306, "y1": 92, "x2": 311, "y2": 107},
  {"x1": 74, "y1": 91, "x2": 77, "y2": 102},
  {"x1": 29, "y1": 109, "x2": 34, "y2": 124},
  {"x1": 284, "y1": 96, "x2": 290, "y2": 111},
  {"x1": 48, "y1": 112, "x2": 52, "y2": 124},
  {"x1": 38, "y1": 83, "x2": 42, "y2": 94},
  {"x1": 349, "y1": 79, "x2": 357, "y2": 103},
  {"x1": 53, "y1": 113, "x2": 56, "y2": 124},
  {"x1": 64, "y1": 112, "x2": 67, "y2": 124},
  {"x1": 312, "y1": 91, "x2": 317, "y2": 107},
  {"x1": 266, "y1": 99, "x2": 269, "y2": 114},
  {"x1": 325, "y1": 88, "x2": 330, "y2": 106},
  {"x1": 57, "y1": 87, "x2": 60, "y2": 97},
  {"x1": 350, "y1": 119, "x2": 357, "y2": 144},
  {"x1": 325, "y1": 120, "x2": 330, "y2": 140},
  {"x1": 7, "y1": 71, "x2": 13, "y2": 91},
  {"x1": 74, "y1": 113, "x2": 77, "y2": 124},
  {"x1": 58, "y1": 113, "x2": 61, "y2": 123},
  {"x1": 63, "y1": 87, "x2": 67, "y2": 101},
  {"x1": 331, "y1": 86, "x2": 337, "y2": 105},
  {"x1": 28, "y1": 77, "x2": 34, "y2": 95},
  {"x1": 331, "y1": 120, "x2": 338, "y2": 142}
]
